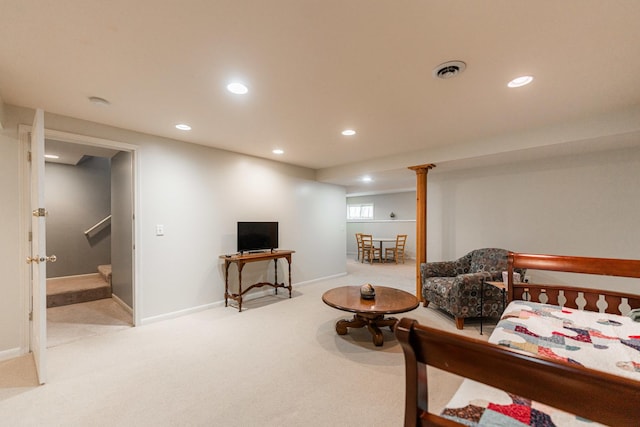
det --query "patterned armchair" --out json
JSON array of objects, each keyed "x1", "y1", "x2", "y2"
[{"x1": 421, "y1": 248, "x2": 518, "y2": 330}]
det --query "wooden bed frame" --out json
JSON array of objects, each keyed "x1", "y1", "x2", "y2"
[
  {"x1": 396, "y1": 252, "x2": 640, "y2": 427},
  {"x1": 507, "y1": 252, "x2": 640, "y2": 314}
]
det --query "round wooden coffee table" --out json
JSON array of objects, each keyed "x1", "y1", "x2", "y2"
[{"x1": 322, "y1": 285, "x2": 419, "y2": 346}]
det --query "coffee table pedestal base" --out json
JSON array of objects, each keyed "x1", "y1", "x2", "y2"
[{"x1": 335, "y1": 313, "x2": 398, "y2": 346}]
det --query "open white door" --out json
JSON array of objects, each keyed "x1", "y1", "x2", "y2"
[{"x1": 28, "y1": 108, "x2": 51, "y2": 385}]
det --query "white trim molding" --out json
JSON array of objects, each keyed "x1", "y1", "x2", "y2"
[{"x1": 0, "y1": 347, "x2": 23, "y2": 363}]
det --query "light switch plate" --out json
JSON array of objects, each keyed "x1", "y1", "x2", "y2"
[{"x1": 156, "y1": 224, "x2": 164, "y2": 236}]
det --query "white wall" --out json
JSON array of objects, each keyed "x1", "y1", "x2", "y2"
[
  {"x1": 0, "y1": 105, "x2": 346, "y2": 356},
  {"x1": 350, "y1": 191, "x2": 416, "y2": 221},
  {"x1": 426, "y1": 145, "x2": 640, "y2": 292},
  {"x1": 0, "y1": 132, "x2": 22, "y2": 358},
  {"x1": 346, "y1": 192, "x2": 416, "y2": 259},
  {"x1": 136, "y1": 137, "x2": 346, "y2": 319}
]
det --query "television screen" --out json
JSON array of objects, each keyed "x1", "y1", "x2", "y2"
[{"x1": 237, "y1": 222, "x2": 279, "y2": 253}]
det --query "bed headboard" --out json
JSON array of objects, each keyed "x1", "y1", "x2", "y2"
[{"x1": 506, "y1": 252, "x2": 640, "y2": 314}]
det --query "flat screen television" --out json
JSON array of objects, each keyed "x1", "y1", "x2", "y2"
[{"x1": 237, "y1": 221, "x2": 279, "y2": 253}]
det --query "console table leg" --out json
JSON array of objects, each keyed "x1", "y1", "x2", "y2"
[
  {"x1": 224, "y1": 261, "x2": 230, "y2": 307},
  {"x1": 238, "y1": 264, "x2": 244, "y2": 312},
  {"x1": 274, "y1": 259, "x2": 278, "y2": 295},
  {"x1": 287, "y1": 257, "x2": 292, "y2": 298}
]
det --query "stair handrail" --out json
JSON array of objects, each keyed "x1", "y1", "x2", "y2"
[{"x1": 84, "y1": 215, "x2": 112, "y2": 236}]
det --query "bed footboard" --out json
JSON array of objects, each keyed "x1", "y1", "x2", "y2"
[{"x1": 395, "y1": 317, "x2": 640, "y2": 427}]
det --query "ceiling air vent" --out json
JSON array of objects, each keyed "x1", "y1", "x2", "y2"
[{"x1": 433, "y1": 61, "x2": 466, "y2": 79}]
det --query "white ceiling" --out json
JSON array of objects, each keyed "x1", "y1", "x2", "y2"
[{"x1": 2, "y1": 1, "x2": 640, "y2": 193}]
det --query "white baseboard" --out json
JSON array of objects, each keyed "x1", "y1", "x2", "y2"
[
  {"x1": 111, "y1": 294, "x2": 133, "y2": 315},
  {"x1": 139, "y1": 272, "x2": 348, "y2": 325},
  {"x1": 140, "y1": 301, "x2": 222, "y2": 325},
  {"x1": 46, "y1": 272, "x2": 100, "y2": 281},
  {"x1": 0, "y1": 347, "x2": 23, "y2": 362},
  {"x1": 294, "y1": 272, "x2": 347, "y2": 287}
]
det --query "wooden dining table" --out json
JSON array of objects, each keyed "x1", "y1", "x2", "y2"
[
  {"x1": 372, "y1": 237, "x2": 396, "y2": 252},
  {"x1": 370, "y1": 237, "x2": 396, "y2": 263}
]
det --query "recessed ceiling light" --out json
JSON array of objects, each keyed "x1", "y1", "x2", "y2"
[
  {"x1": 227, "y1": 82, "x2": 249, "y2": 95},
  {"x1": 342, "y1": 129, "x2": 356, "y2": 136},
  {"x1": 44, "y1": 154, "x2": 59, "y2": 159},
  {"x1": 362, "y1": 176, "x2": 372, "y2": 182},
  {"x1": 508, "y1": 76, "x2": 534, "y2": 88},
  {"x1": 88, "y1": 96, "x2": 110, "y2": 106},
  {"x1": 272, "y1": 149, "x2": 284, "y2": 155},
  {"x1": 175, "y1": 124, "x2": 191, "y2": 130}
]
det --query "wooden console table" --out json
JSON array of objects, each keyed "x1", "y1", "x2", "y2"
[{"x1": 220, "y1": 250, "x2": 295, "y2": 312}]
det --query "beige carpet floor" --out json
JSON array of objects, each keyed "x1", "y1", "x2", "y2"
[
  {"x1": 0, "y1": 258, "x2": 493, "y2": 426},
  {"x1": 47, "y1": 298, "x2": 133, "y2": 348}
]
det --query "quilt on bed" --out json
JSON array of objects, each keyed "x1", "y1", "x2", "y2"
[{"x1": 441, "y1": 300, "x2": 640, "y2": 426}]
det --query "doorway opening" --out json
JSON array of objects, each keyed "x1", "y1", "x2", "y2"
[
  {"x1": 19, "y1": 124, "x2": 139, "y2": 356},
  {"x1": 43, "y1": 138, "x2": 135, "y2": 347}
]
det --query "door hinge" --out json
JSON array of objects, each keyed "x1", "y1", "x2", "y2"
[
  {"x1": 28, "y1": 231, "x2": 32, "y2": 242},
  {"x1": 28, "y1": 151, "x2": 32, "y2": 162},
  {"x1": 32, "y1": 208, "x2": 47, "y2": 217},
  {"x1": 29, "y1": 311, "x2": 33, "y2": 321}
]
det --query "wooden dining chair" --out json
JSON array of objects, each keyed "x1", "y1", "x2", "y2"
[
  {"x1": 355, "y1": 233, "x2": 364, "y2": 261},
  {"x1": 360, "y1": 234, "x2": 381, "y2": 263},
  {"x1": 385, "y1": 234, "x2": 407, "y2": 264}
]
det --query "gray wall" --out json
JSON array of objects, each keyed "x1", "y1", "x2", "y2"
[
  {"x1": 111, "y1": 151, "x2": 134, "y2": 308},
  {"x1": 45, "y1": 157, "x2": 111, "y2": 277}
]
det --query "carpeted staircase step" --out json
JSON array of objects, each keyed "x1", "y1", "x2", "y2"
[
  {"x1": 97, "y1": 264, "x2": 112, "y2": 284},
  {"x1": 47, "y1": 273, "x2": 112, "y2": 308}
]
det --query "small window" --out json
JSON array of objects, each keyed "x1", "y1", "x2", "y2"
[{"x1": 347, "y1": 203, "x2": 373, "y2": 220}]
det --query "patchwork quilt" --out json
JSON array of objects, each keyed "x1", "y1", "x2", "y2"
[{"x1": 441, "y1": 300, "x2": 640, "y2": 426}]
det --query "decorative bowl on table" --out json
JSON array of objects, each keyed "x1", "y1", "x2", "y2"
[{"x1": 360, "y1": 283, "x2": 376, "y2": 300}]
